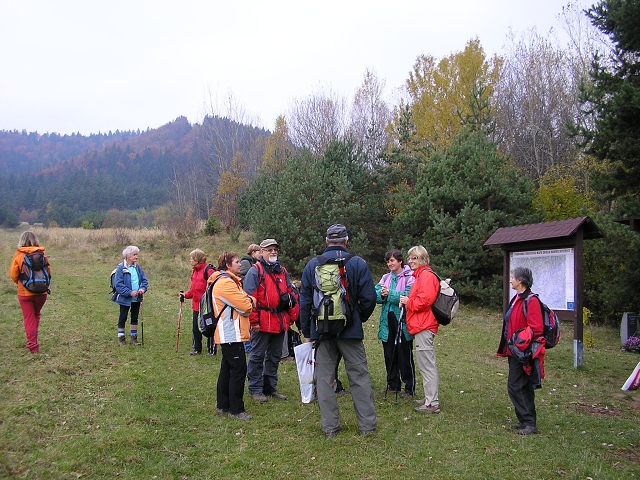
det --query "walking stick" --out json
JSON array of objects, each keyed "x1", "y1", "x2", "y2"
[
  {"x1": 140, "y1": 298, "x2": 144, "y2": 346},
  {"x1": 384, "y1": 307, "x2": 405, "y2": 404},
  {"x1": 176, "y1": 292, "x2": 184, "y2": 352}
]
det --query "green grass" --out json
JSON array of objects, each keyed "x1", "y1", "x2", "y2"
[{"x1": 1, "y1": 227, "x2": 639, "y2": 479}]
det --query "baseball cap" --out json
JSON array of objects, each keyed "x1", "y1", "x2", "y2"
[{"x1": 326, "y1": 224, "x2": 348, "y2": 239}]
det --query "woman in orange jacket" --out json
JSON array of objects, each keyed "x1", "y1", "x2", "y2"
[{"x1": 8, "y1": 231, "x2": 51, "y2": 353}]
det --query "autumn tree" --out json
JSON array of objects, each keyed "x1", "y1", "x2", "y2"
[
  {"x1": 261, "y1": 116, "x2": 295, "y2": 172},
  {"x1": 403, "y1": 38, "x2": 501, "y2": 155},
  {"x1": 213, "y1": 152, "x2": 249, "y2": 230}
]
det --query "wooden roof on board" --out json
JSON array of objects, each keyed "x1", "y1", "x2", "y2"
[{"x1": 484, "y1": 216, "x2": 604, "y2": 247}]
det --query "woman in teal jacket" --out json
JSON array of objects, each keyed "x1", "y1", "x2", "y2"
[{"x1": 375, "y1": 249, "x2": 415, "y2": 397}]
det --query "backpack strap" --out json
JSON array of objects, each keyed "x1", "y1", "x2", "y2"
[{"x1": 210, "y1": 272, "x2": 232, "y2": 320}]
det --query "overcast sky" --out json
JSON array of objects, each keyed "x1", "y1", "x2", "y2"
[{"x1": 0, "y1": 0, "x2": 594, "y2": 136}]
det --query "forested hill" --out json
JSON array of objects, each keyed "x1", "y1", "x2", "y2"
[{"x1": 0, "y1": 117, "x2": 268, "y2": 227}]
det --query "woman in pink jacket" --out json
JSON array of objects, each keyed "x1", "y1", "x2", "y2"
[
  {"x1": 8, "y1": 231, "x2": 51, "y2": 353},
  {"x1": 400, "y1": 245, "x2": 441, "y2": 414}
]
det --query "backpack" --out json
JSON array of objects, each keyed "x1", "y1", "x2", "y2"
[
  {"x1": 428, "y1": 269, "x2": 459, "y2": 326},
  {"x1": 203, "y1": 263, "x2": 216, "y2": 282},
  {"x1": 312, "y1": 253, "x2": 353, "y2": 336},
  {"x1": 110, "y1": 267, "x2": 118, "y2": 294},
  {"x1": 522, "y1": 293, "x2": 560, "y2": 349},
  {"x1": 19, "y1": 252, "x2": 51, "y2": 294},
  {"x1": 198, "y1": 273, "x2": 230, "y2": 338}
]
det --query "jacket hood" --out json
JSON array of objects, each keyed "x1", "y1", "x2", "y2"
[{"x1": 18, "y1": 246, "x2": 45, "y2": 254}]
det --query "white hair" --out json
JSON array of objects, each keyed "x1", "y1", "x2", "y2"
[{"x1": 122, "y1": 245, "x2": 140, "y2": 258}]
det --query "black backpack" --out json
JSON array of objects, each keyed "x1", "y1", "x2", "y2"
[
  {"x1": 198, "y1": 273, "x2": 230, "y2": 338},
  {"x1": 203, "y1": 263, "x2": 216, "y2": 282},
  {"x1": 522, "y1": 293, "x2": 561, "y2": 349},
  {"x1": 20, "y1": 252, "x2": 51, "y2": 294}
]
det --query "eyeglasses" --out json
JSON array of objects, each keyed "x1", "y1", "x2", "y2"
[{"x1": 264, "y1": 248, "x2": 278, "y2": 253}]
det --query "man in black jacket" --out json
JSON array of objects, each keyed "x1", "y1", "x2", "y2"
[{"x1": 299, "y1": 224, "x2": 377, "y2": 438}]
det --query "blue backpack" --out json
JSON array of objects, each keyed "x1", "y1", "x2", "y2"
[{"x1": 20, "y1": 252, "x2": 51, "y2": 294}]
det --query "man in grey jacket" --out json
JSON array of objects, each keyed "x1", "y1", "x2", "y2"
[{"x1": 299, "y1": 224, "x2": 377, "y2": 438}]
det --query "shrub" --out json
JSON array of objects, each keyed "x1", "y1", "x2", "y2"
[{"x1": 204, "y1": 216, "x2": 222, "y2": 236}]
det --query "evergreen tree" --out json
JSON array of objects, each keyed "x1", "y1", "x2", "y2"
[
  {"x1": 578, "y1": 0, "x2": 640, "y2": 215},
  {"x1": 393, "y1": 126, "x2": 538, "y2": 305}
]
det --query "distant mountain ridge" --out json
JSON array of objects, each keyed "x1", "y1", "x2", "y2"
[{"x1": 0, "y1": 116, "x2": 268, "y2": 227}]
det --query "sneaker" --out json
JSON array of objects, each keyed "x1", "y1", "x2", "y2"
[
  {"x1": 268, "y1": 391, "x2": 287, "y2": 400},
  {"x1": 518, "y1": 425, "x2": 539, "y2": 435},
  {"x1": 325, "y1": 425, "x2": 343, "y2": 438},
  {"x1": 230, "y1": 411, "x2": 252, "y2": 421},
  {"x1": 130, "y1": 334, "x2": 141, "y2": 346},
  {"x1": 118, "y1": 336, "x2": 127, "y2": 346},
  {"x1": 414, "y1": 404, "x2": 441, "y2": 414},
  {"x1": 250, "y1": 393, "x2": 268, "y2": 403},
  {"x1": 189, "y1": 350, "x2": 201, "y2": 356},
  {"x1": 207, "y1": 352, "x2": 216, "y2": 357},
  {"x1": 216, "y1": 408, "x2": 228, "y2": 416},
  {"x1": 511, "y1": 423, "x2": 524, "y2": 429}
]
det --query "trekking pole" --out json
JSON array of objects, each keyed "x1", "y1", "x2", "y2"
[
  {"x1": 140, "y1": 298, "x2": 144, "y2": 347},
  {"x1": 384, "y1": 307, "x2": 405, "y2": 404},
  {"x1": 176, "y1": 292, "x2": 184, "y2": 352}
]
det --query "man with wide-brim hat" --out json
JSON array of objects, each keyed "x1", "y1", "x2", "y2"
[{"x1": 243, "y1": 238, "x2": 299, "y2": 403}]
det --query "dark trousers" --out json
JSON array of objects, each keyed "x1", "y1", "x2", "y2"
[
  {"x1": 217, "y1": 342, "x2": 248, "y2": 415},
  {"x1": 191, "y1": 310, "x2": 215, "y2": 354},
  {"x1": 247, "y1": 331, "x2": 285, "y2": 395},
  {"x1": 118, "y1": 302, "x2": 140, "y2": 329},
  {"x1": 382, "y1": 313, "x2": 415, "y2": 394},
  {"x1": 507, "y1": 356, "x2": 537, "y2": 426}
]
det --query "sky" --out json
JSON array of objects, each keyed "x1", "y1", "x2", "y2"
[{"x1": 0, "y1": 0, "x2": 595, "y2": 136}]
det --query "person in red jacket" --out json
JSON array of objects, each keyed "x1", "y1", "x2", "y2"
[
  {"x1": 8, "y1": 231, "x2": 51, "y2": 354},
  {"x1": 243, "y1": 238, "x2": 299, "y2": 402},
  {"x1": 181, "y1": 249, "x2": 215, "y2": 356},
  {"x1": 496, "y1": 266, "x2": 545, "y2": 435},
  {"x1": 400, "y1": 245, "x2": 441, "y2": 414}
]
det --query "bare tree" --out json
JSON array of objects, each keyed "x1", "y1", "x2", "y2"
[
  {"x1": 494, "y1": 28, "x2": 583, "y2": 180},
  {"x1": 287, "y1": 86, "x2": 347, "y2": 155},
  {"x1": 348, "y1": 68, "x2": 391, "y2": 166}
]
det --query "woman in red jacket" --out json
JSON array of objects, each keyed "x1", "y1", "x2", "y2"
[
  {"x1": 182, "y1": 249, "x2": 215, "y2": 356},
  {"x1": 497, "y1": 266, "x2": 545, "y2": 435},
  {"x1": 8, "y1": 231, "x2": 51, "y2": 353},
  {"x1": 400, "y1": 245, "x2": 441, "y2": 414}
]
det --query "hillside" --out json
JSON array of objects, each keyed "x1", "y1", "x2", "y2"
[{"x1": 0, "y1": 117, "x2": 269, "y2": 227}]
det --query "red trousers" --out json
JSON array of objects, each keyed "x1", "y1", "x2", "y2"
[{"x1": 18, "y1": 295, "x2": 47, "y2": 353}]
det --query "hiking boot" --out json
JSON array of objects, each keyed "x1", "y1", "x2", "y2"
[
  {"x1": 414, "y1": 404, "x2": 441, "y2": 414},
  {"x1": 511, "y1": 423, "x2": 524, "y2": 430},
  {"x1": 130, "y1": 334, "x2": 141, "y2": 346},
  {"x1": 335, "y1": 388, "x2": 350, "y2": 396},
  {"x1": 118, "y1": 336, "x2": 127, "y2": 346},
  {"x1": 414, "y1": 398, "x2": 426, "y2": 405},
  {"x1": 230, "y1": 411, "x2": 252, "y2": 421},
  {"x1": 215, "y1": 408, "x2": 229, "y2": 416},
  {"x1": 400, "y1": 392, "x2": 414, "y2": 399},
  {"x1": 325, "y1": 425, "x2": 343, "y2": 438},
  {"x1": 268, "y1": 391, "x2": 287, "y2": 400},
  {"x1": 250, "y1": 393, "x2": 268, "y2": 403},
  {"x1": 360, "y1": 428, "x2": 377, "y2": 437},
  {"x1": 189, "y1": 350, "x2": 201, "y2": 356},
  {"x1": 207, "y1": 352, "x2": 216, "y2": 357},
  {"x1": 518, "y1": 425, "x2": 539, "y2": 435}
]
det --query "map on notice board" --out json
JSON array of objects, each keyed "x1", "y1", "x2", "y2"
[{"x1": 510, "y1": 248, "x2": 575, "y2": 311}]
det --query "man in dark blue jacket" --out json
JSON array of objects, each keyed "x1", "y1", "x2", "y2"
[{"x1": 299, "y1": 224, "x2": 377, "y2": 438}]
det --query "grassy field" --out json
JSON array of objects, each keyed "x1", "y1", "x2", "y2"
[{"x1": 0, "y1": 227, "x2": 638, "y2": 479}]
